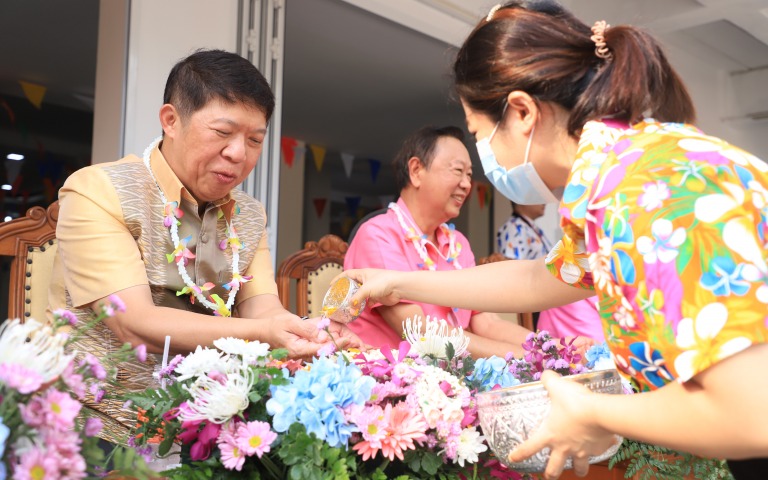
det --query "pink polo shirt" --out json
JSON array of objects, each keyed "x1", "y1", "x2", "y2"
[{"x1": 344, "y1": 199, "x2": 476, "y2": 349}]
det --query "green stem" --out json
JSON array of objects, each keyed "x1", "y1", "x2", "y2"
[{"x1": 259, "y1": 453, "x2": 284, "y2": 480}]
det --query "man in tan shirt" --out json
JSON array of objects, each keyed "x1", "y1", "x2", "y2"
[{"x1": 49, "y1": 50, "x2": 361, "y2": 438}]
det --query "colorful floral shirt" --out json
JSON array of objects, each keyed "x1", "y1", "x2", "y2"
[
  {"x1": 545, "y1": 119, "x2": 768, "y2": 391},
  {"x1": 497, "y1": 214, "x2": 553, "y2": 260}
]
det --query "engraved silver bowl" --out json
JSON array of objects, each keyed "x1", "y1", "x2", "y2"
[{"x1": 476, "y1": 369, "x2": 623, "y2": 473}]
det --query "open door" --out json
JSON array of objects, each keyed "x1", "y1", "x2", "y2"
[{"x1": 240, "y1": 0, "x2": 286, "y2": 268}]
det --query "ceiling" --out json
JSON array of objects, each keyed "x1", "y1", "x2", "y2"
[{"x1": 281, "y1": 0, "x2": 768, "y2": 194}]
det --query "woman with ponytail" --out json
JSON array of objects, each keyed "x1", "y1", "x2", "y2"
[{"x1": 345, "y1": 1, "x2": 768, "y2": 478}]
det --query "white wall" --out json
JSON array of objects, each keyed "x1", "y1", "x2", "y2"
[
  {"x1": 92, "y1": 0, "x2": 129, "y2": 164},
  {"x1": 123, "y1": 0, "x2": 240, "y2": 158}
]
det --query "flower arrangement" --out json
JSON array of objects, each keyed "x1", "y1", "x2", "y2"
[
  {"x1": 0, "y1": 297, "x2": 154, "y2": 479},
  {"x1": 467, "y1": 331, "x2": 599, "y2": 393},
  {"x1": 127, "y1": 316, "x2": 528, "y2": 479},
  {"x1": 127, "y1": 316, "x2": 732, "y2": 480}
]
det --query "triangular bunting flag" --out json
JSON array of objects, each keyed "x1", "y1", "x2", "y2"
[
  {"x1": 341, "y1": 152, "x2": 354, "y2": 178},
  {"x1": 281, "y1": 137, "x2": 298, "y2": 167},
  {"x1": 368, "y1": 158, "x2": 382, "y2": 184},
  {"x1": 477, "y1": 183, "x2": 488, "y2": 209},
  {"x1": 309, "y1": 145, "x2": 326, "y2": 172},
  {"x1": 0, "y1": 98, "x2": 15, "y2": 126},
  {"x1": 312, "y1": 198, "x2": 327, "y2": 218},
  {"x1": 345, "y1": 196, "x2": 362, "y2": 216},
  {"x1": 19, "y1": 81, "x2": 47, "y2": 109}
]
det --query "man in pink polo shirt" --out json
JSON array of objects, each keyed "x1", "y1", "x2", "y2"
[{"x1": 344, "y1": 126, "x2": 531, "y2": 357}]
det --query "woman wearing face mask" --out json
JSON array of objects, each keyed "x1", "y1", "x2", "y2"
[{"x1": 345, "y1": 1, "x2": 768, "y2": 479}]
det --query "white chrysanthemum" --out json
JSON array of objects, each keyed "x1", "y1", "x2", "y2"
[
  {"x1": 213, "y1": 337, "x2": 270, "y2": 360},
  {"x1": 359, "y1": 348, "x2": 386, "y2": 361},
  {"x1": 412, "y1": 364, "x2": 467, "y2": 429},
  {"x1": 174, "y1": 346, "x2": 228, "y2": 381},
  {"x1": 0, "y1": 318, "x2": 73, "y2": 382},
  {"x1": 454, "y1": 426, "x2": 488, "y2": 467},
  {"x1": 180, "y1": 366, "x2": 254, "y2": 423},
  {"x1": 402, "y1": 316, "x2": 469, "y2": 358}
]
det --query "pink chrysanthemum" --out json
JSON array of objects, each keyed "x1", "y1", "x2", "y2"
[
  {"x1": 354, "y1": 402, "x2": 427, "y2": 461},
  {"x1": 380, "y1": 402, "x2": 428, "y2": 461},
  {"x1": 0, "y1": 362, "x2": 43, "y2": 394},
  {"x1": 349, "y1": 405, "x2": 387, "y2": 448},
  {"x1": 218, "y1": 428, "x2": 246, "y2": 471},
  {"x1": 236, "y1": 420, "x2": 277, "y2": 458},
  {"x1": 41, "y1": 388, "x2": 82, "y2": 430},
  {"x1": 14, "y1": 447, "x2": 60, "y2": 480}
]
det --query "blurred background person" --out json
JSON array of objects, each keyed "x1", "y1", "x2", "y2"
[
  {"x1": 344, "y1": 125, "x2": 532, "y2": 358},
  {"x1": 498, "y1": 201, "x2": 603, "y2": 341}
]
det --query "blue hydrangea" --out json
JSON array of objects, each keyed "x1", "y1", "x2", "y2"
[
  {"x1": 467, "y1": 356, "x2": 519, "y2": 392},
  {"x1": 585, "y1": 342, "x2": 612, "y2": 369},
  {"x1": 266, "y1": 356, "x2": 374, "y2": 447},
  {"x1": 0, "y1": 416, "x2": 8, "y2": 480}
]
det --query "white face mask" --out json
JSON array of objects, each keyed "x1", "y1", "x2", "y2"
[{"x1": 475, "y1": 113, "x2": 561, "y2": 205}]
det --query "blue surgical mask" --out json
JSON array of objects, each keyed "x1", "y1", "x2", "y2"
[{"x1": 476, "y1": 118, "x2": 561, "y2": 205}]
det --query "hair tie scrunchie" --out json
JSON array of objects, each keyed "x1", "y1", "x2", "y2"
[
  {"x1": 590, "y1": 20, "x2": 613, "y2": 61},
  {"x1": 486, "y1": 3, "x2": 502, "y2": 22}
]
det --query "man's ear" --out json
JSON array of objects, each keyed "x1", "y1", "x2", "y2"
[
  {"x1": 159, "y1": 104, "x2": 181, "y2": 137},
  {"x1": 407, "y1": 156, "x2": 424, "y2": 188},
  {"x1": 505, "y1": 91, "x2": 539, "y2": 136}
]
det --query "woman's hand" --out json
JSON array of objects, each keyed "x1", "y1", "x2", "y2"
[
  {"x1": 342, "y1": 268, "x2": 406, "y2": 308},
  {"x1": 508, "y1": 370, "x2": 619, "y2": 479}
]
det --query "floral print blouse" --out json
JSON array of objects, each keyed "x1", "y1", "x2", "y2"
[
  {"x1": 497, "y1": 214, "x2": 553, "y2": 260},
  {"x1": 545, "y1": 119, "x2": 768, "y2": 392}
]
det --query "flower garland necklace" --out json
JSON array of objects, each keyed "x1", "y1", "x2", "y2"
[
  {"x1": 142, "y1": 137, "x2": 251, "y2": 317},
  {"x1": 388, "y1": 202, "x2": 462, "y2": 271}
]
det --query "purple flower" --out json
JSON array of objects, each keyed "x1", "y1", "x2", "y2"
[
  {"x1": 135, "y1": 344, "x2": 147, "y2": 362},
  {"x1": 53, "y1": 308, "x2": 78, "y2": 326},
  {"x1": 317, "y1": 317, "x2": 331, "y2": 330},
  {"x1": 85, "y1": 417, "x2": 103, "y2": 436},
  {"x1": 108, "y1": 294, "x2": 127, "y2": 313}
]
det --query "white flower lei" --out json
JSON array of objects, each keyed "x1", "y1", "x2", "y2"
[{"x1": 142, "y1": 137, "x2": 249, "y2": 317}]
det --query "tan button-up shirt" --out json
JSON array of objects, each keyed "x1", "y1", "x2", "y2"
[{"x1": 49, "y1": 143, "x2": 277, "y2": 442}]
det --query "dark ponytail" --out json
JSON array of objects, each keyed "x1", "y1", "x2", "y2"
[{"x1": 454, "y1": 1, "x2": 696, "y2": 136}]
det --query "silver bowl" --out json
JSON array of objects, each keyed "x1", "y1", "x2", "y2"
[{"x1": 476, "y1": 369, "x2": 623, "y2": 473}]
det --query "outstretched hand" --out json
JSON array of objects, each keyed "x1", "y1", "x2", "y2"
[
  {"x1": 341, "y1": 268, "x2": 405, "y2": 309},
  {"x1": 507, "y1": 370, "x2": 619, "y2": 479},
  {"x1": 266, "y1": 314, "x2": 364, "y2": 360}
]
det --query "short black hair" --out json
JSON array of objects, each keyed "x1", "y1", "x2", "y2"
[
  {"x1": 163, "y1": 49, "x2": 275, "y2": 122},
  {"x1": 392, "y1": 125, "x2": 465, "y2": 191}
]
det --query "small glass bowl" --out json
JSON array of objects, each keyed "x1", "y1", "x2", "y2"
[
  {"x1": 476, "y1": 369, "x2": 624, "y2": 473},
  {"x1": 321, "y1": 276, "x2": 366, "y2": 324}
]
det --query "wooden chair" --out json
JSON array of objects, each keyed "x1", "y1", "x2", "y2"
[
  {"x1": 277, "y1": 234, "x2": 348, "y2": 318},
  {"x1": 0, "y1": 201, "x2": 59, "y2": 321},
  {"x1": 477, "y1": 252, "x2": 535, "y2": 331}
]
